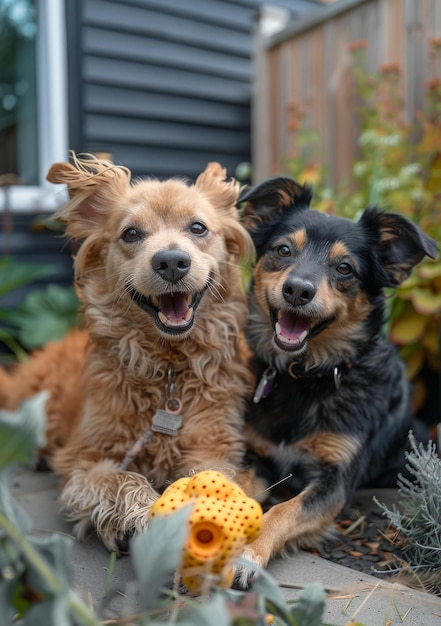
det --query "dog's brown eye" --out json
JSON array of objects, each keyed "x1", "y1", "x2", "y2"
[
  {"x1": 277, "y1": 245, "x2": 291, "y2": 257},
  {"x1": 121, "y1": 227, "x2": 143, "y2": 243},
  {"x1": 337, "y1": 262, "x2": 353, "y2": 275},
  {"x1": 190, "y1": 222, "x2": 208, "y2": 236}
]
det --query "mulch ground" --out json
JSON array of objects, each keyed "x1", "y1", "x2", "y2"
[{"x1": 305, "y1": 496, "x2": 404, "y2": 581}]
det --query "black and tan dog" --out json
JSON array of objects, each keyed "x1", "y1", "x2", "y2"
[{"x1": 237, "y1": 177, "x2": 437, "y2": 579}]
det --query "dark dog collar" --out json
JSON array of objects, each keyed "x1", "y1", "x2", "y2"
[
  {"x1": 253, "y1": 361, "x2": 351, "y2": 404},
  {"x1": 287, "y1": 361, "x2": 352, "y2": 389}
]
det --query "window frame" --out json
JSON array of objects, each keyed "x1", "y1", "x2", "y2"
[{"x1": 0, "y1": 0, "x2": 68, "y2": 212}]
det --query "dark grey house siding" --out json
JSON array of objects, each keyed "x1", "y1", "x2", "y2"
[
  {"x1": 65, "y1": 0, "x2": 321, "y2": 181},
  {"x1": 1, "y1": 0, "x2": 322, "y2": 317},
  {"x1": 65, "y1": 0, "x2": 255, "y2": 180}
]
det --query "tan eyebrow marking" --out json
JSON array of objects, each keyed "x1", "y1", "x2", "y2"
[
  {"x1": 329, "y1": 241, "x2": 350, "y2": 262},
  {"x1": 290, "y1": 228, "x2": 307, "y2": 251}
]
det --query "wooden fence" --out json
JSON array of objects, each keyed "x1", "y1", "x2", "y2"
[{"x1": 252, "y1": 0, "x2": 441, "y2": 186}]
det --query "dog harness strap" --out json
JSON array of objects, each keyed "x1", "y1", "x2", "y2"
[
  {"x1": 120, "y1": 428, "x2": 154, "y2": 471},
  {"x1": 120, "y1": 364, "x2": 183, "y2": 470}
]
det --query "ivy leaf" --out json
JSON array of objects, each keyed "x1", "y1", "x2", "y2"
[
  {"x1": 13, "y1": 285, "x2": 80, "y2": 349},
  {"x1": 389, "y1": 309, "x2": 428, "y2": 345},
  {"x1": 0, "y1": 392, "x2": 48, "y2": 470},
  {"x1": 418, "y1": 261, "x2": 441, "y2": 280},
  {"x1": 289, "y1": 581, "x2": 326, "y2": 626},
  {"x1": 24, "y1": 592, "x2": 73, "y2": 626},
  {"x1": 0, "y1": 258, "x2": 54, "y2": 298},
  {"x1": 26, "y1": 533, "x2": 74, "y2": 594},
  {"x1": 0, "y1": 570, "x2": 24, "y2": 623},
  {"x1": 130, "y1": 505, "x2": 191, "y2": 610},
  {"x1": 402, "y1": 346, "x2": 424, "y2": 380},
  {"x1": 236, "y1": 557, "x2": 286, "y2": 610},
  {"x1": 422, "y1": 324, "x2": 441, "y2": 354},
  {"x1": 188, "y1": 590, "x2": 231, "y2": 626},
  {"x1": 235, "y1": 557, "x2": 295, "y2": 624},
  {"x1": 0, "y1": 472, "x2": 31, "y2": 539},
  {"x1": 410, "y1": 288, "x2": 441, "y2": 315},
  {"x1": 0, "y1": 392, "x2": 48, "y2": 533}
]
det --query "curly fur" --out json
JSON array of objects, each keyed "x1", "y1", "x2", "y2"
[{"x1": 1, "y1": 154, "x2": 254, "y2": 551}]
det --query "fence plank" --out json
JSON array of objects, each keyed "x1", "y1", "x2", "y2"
[{"x1": 253, "y1": 0, "x2": 441, "y2": 186}]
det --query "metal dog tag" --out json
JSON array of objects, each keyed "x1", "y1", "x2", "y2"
[
  {"x1": 152, "y1": 399, "x2": 183, "y2": 436},
  {"x1": 253, "y1": 366, "x2": 277, "y2": 403}
]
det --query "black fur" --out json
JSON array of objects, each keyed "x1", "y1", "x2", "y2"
[{"x1": 240, "y1": 177, "x2": 438, "y2": 564}]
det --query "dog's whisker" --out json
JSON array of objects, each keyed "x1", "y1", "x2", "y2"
[
  {"x1": 252, "y1": 473, "x2": 293, "y2": 499},
  {"x1": 209, "y1": 272, "x2": 226, "y2": 289},
  {"x1": 207, "y1": 280, "x2": 225, "y2": 303},
  {"x1": 208, "y1": 273, "x2": 227, "y2": 295},
  {"x1": 207, "y1": 287, "x2": 223, "y2": 303}
]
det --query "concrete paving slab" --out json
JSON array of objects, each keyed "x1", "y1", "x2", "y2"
[{"x1": 10, "y1": 466, "x2": 441, "y2": 625}]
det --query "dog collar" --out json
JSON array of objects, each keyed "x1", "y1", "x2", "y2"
[
  {"x1": 287, "y1": 361, "x2": 352, "y2": 389},
  {"x1": 253, "y1": 361, "x2": 352, "y2": 404}
]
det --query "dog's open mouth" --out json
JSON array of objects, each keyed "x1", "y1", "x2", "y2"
[
  {"x1": 274, "y1": 310, "x2": 311, "y2": 352},
  {"x1": 273, "y1": 309, "x2": 335, "y2": 353},
  {"x1": 128, "y1": 287, "x2": 205, "y2": 335}
]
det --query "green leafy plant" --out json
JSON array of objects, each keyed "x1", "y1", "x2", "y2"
[
  {"x1": 0, "y1": 258, "x2": 55, "y2": 361},
  {"x1": 0, "y1": 257, "x2": 81, "y2": 362},
  {"x1": 285, "y1": 39, "x2": 441, "y2": 413},
  {"x1": 0, "y1": 395, "x2": 343, "y2": 625},
  {"x1": 374, "y1": 432, "x2": 441, "y2": 596},
  {"x1": 12, "y1": 284, "x2": 81, "y2": 350}
]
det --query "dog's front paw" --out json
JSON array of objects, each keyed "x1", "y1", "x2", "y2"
[{"x1": 233, "y1": 545, "x2": 268, "y2": 589}]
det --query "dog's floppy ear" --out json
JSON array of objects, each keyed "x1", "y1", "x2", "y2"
[
  {"x1": 47, "y1": 152, "x2": 131, "y2": 240},
  {"x1": 239, "y1": 177, "x2": 312, "y2": 250},
  {"x1": 195, "y1": 162, "x2": 254, "y2": 263},
  {"x1": 360, "y1": 206, "x2": 438, "y2": 286}
]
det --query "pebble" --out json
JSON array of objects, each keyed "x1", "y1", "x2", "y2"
[{"x1": 305, "y1": 506, "x2": 404, "y2": 580}]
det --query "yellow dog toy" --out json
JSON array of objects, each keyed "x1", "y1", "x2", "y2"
[{"x1": 149, "y1": 470, "x2": 263, "y2": 594}]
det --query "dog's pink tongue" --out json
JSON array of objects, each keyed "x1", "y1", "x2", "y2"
[
  {"x1": 159, "y1": 293, "x2": 189, "y2": 321},
  {"x1": 278, "y1": 311, "x2": 310, "y2": 339}
]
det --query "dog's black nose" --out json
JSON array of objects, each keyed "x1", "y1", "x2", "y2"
[
  {"x1": 282, "y1": 277, "x2": 316, "y2": 306},
  {"x1": 152, "y1": 249, "x2": 191, "y2": 283}
]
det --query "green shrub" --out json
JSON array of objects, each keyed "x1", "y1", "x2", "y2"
[
  {"x1": 0, "y1": 394, "x2": 337, "y2": 625},
  {"x1": 0, "y1": 257, "x2": 81, "y2": 363},
  {"x1": 285, "y1": 40, "x2": 441, "y2": 412},
  {"x1": 375, "y1": 432, "x2": 441, "y2": 596}
]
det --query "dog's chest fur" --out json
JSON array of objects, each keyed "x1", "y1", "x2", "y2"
[{"x1": 246, "y1": 340, "x2": 411, "y2": 494}]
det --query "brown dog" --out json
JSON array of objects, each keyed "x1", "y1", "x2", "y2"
[{"x1": 0, "y1": 154, "x2": 254, "y2": 552}]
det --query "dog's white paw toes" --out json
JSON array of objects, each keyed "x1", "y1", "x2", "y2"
[{"x1": 233, "y1": 548, "x2": 266, "y2": 589}]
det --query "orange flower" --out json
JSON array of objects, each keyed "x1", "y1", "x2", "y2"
[
  {"x1": 348, "y1": 39, "x2": 369, "y2": 52},
  {"x1": 298, "y1": 164, "x2": 321, "y2": 186},
  {"x1": 429, "y1": 36, "x2": 441, "y2": 49},
  {"x1": 379, "y1": 62, "x2": 401, "y2": 76},
  {"x1": 426, "y1": 77, "x2": 441, "y2": 91}
]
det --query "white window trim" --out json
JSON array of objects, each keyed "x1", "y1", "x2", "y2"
[{"x1": 0, "y1": 0, "x2": 69, "y2": 212}]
